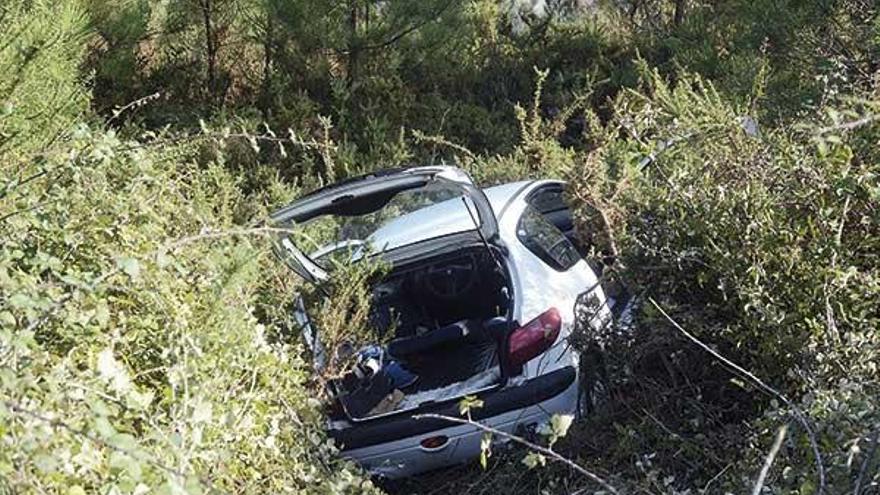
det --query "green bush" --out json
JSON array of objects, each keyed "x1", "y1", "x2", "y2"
[
  {"x1": 0, "y1": 5, "x2": 376, "y2": 493},
  {"x1": 565, "y1": 68, "x2": 880, "y2": 492}
]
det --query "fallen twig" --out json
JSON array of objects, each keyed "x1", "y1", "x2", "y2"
[
  {"x1": 853, "y1": 428, "x2": 879, "y2": 495},
  {"x1": 752, "y1": 424, "x2": 788, "y2": 495},
  {"x1": 815, "y1": 114, "x2": 879, "y2": 136}
]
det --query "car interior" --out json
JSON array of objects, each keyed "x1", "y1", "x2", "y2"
[{"x1": 329, "y1": 246, "x2": 512, "y2": 420}]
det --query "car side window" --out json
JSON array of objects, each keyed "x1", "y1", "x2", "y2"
[
  {"x1": 517, "y1": 204, "x2": 581, "y2": 271},
  {"x1": 529, "y1": 187, "x2": 567, "y2": 216}
]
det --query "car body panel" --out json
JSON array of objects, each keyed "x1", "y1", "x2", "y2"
[
  {"x1": 494, "y1": 180, "x2": 610, "y2": 380},
  {"x1": 346, "y1": 375, "x2": 579, "y2": 479},
  {"x1": 330, "y1": 366, "x2": 575, "y2": 450}
]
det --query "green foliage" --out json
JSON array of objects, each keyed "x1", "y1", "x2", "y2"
[
  {"x1": 0, "y1": 125, "x2": 380, "y2": 493},
  {"x1": 299, "y1": 257, "x2": 390, "y2": 384},
  {"x1": 0, "y1": 6, "x2": 376, "y2": 494},
  {"x1": 0, "y1": 0, "x2": 91, "y2": 161},
  {"x1": 458, "y1": 395, "x2": 484, "y2": 418},
  {"x1": 566, "y1": 69, "x2": 880, "y2": 492},
  {"x1": 5, "y1": 0, "x2": 880, "y2": 493}
]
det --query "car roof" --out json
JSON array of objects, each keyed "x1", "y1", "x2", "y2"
[
  {"x1": 484, "y1": 180, "x2": 533, "y2": 211},
  {"x1": 358, "y1": 180, "x2": 533, "y2": 254}
]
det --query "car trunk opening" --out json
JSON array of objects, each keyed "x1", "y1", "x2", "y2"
[
  {"x1": 320, "y1": 246, "x2": 512, "y2": 421},
  {"x1": 269, "y1": 167, "x2": 518, "y2": 422}
]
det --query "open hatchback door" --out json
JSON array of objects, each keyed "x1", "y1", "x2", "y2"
[{"x1": 269, "y1": 166, "x2": 500, "y2": 284}]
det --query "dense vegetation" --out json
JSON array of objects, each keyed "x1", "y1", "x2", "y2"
[{"x1": 2, "y1": 0, "x2": 878, "y2": 493}]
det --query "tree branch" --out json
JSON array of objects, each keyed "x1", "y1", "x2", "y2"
[
  {"x1": 853, "y1": 428, "x2": 879, "y2": 495},
  {"x1": 355, "y1": 1, "x2": 458, "y2": 52},
  {"x1": 648, "y1": 297, "x2": 826, "y2": 495},
  {"x1": 413, "y1": 413, "x2": 619, "y2": 494},
  {"x1": 752, "y1": 424, "x2": 788, "y2": 495}
]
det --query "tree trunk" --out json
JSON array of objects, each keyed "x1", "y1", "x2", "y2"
[
  {"x1": 347, "y1": 0, "x2": 359, "y2": 91},
  {"x1": 260, "y1": 8, "x2": 274, "y2": 116},
  {"x1": 200, "y1": 0, "x2": 217, "y2": 99},
  {"x1": 673, "y1": 0, "x2": 685, "y2": 26}
]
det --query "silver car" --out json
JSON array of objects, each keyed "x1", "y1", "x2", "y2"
[{"x1": 270, "y1": 166, "x2": 612, "y2": 479}]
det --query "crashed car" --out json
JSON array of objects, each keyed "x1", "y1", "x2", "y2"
[{"x1": 270, "y1": 166, "x2": 612, "y2": 479}]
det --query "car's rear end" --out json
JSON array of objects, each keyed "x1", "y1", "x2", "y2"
[
  {"x1": 336, "y1": 367, "x2": 578, "y2": 478},
  {"x1": 328, "y1": 307, "x2": 581, "y2": 479}
]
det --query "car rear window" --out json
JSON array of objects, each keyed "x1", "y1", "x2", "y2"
[
  {"x1": 295, "y1": 182, "x2": 480, "y2": 269},
  {"x1": 516, "y1": 205, "x2": 580, "y2": 271}
]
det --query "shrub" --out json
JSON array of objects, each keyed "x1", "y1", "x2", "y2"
[
  {"x1": 0, "y1": 5, "x2": 377, "y2": 493},
  {"x1": 566, "y1": 68, "x2": 880, "y2": 492},
  {"x1": 0, "y1": 124, "x2": 380, "y2": 494}
]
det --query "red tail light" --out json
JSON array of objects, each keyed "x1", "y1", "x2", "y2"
[{"x1": 508, "y1": 308, "x2": 562, "y2": 367}]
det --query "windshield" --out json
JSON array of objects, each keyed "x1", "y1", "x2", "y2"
[{"x1": 288, "y1": 181, "x2": 484, "y2": 269}]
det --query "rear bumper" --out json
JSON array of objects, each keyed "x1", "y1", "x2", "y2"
[{"x1": 332, "y1": 366, "x2": 578, "y2": 479}]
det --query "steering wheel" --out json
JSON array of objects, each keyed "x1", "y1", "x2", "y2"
[{"x1": 421, "y1": 254, "x2": 479, "y2": 299}]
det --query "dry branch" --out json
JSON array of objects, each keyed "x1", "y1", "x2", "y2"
[
  {"x1": 649, "y1": 298, "x2": 826, "y2": 495},
  {"x1": 414, "y1": 412, "x2": 619, "y2": 494}
]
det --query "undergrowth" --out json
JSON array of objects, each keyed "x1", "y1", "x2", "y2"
[{"x1": 3, "y1": 0, "x2": 879, "y2": 493}]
